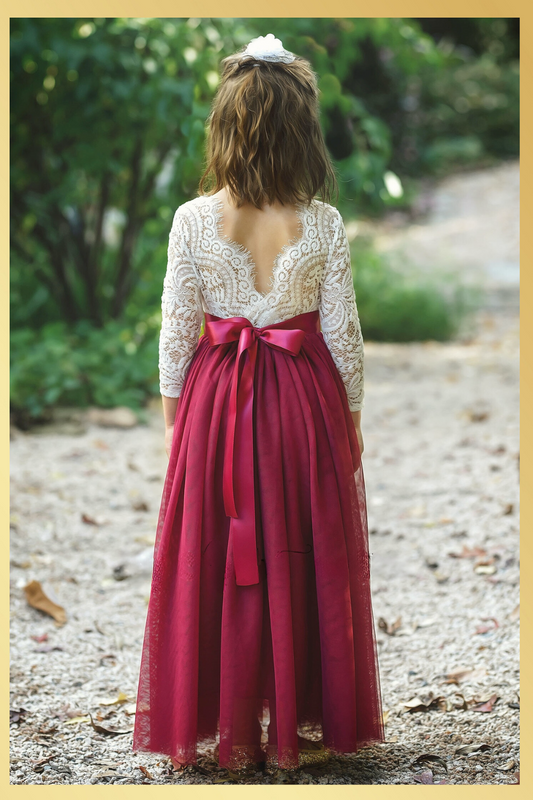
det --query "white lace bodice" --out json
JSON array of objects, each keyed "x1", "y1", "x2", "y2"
[{"x1": 159, "y1": 194, "x2": 364, "y2": 411}]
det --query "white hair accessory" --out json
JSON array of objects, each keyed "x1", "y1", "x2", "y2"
[{"x1": 240, "y1": 33, "x2": 296, "y2": 64}]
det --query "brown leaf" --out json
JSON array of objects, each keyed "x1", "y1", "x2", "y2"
[
  {"x1": 442, "y1": 667, "x2": 487, "y2": 685},
  {"x1": 81, "y1": 512, "x2": 99, "y2": 525},
  {"x1": 502, "y1": 503, "x2": 514, "y2": 515},
  {"x1": 31, "y1": 754, "x2": 57, "y2": 771},
  {"x1": 403, "y1": 692, "x2": 453, "y2": 713},
  {"x1": 138, "y1": 765, "x2": 154, "y2": 780},
  {"x1": 37, "y1": 724, "x2": 58, "y2": 735},
  {"x1": 411, "y1": 753, "x2": 448, "y2": 772},
  {"x1": 378, "y1": 616, "x2": 402, "y2": 635},
  {"x1": 88, "y1": 713, "x2": 133, "y2": 737},
  {"x1": 10, "y1": 707, "x2": 28, "y2": 723},
  {"x1": 455, "y1": 743, "x2": 491, "y2": 756},
  {"x1": 24, "y1": 580, "x2": 67, "y2": 626},
  {"x1": 470, "y1": 693, "x2": 498, "y2": 712}
]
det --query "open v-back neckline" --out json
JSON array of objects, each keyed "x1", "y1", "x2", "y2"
[{"x1": 210, "y1": 193, "x2": 309, "y2": 300}]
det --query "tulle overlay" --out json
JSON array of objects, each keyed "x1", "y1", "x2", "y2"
[{"x1": 133, "y1": 312, "x2": 385, "y2": 770}]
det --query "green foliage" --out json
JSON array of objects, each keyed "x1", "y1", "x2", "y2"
[
  {"x1": 10, "y1": 316, "x2": 161, "y2": 425},
  {"x1": 11, "y1": 18, "x2": 519, "y2": 332},
  {"x1": 9, "y1": 17, "x2": 512, "y2": 419},
  {"x1": 10, "y1": 17, "x2": 242, "y2": 325},
  {"x1": 250, "y1": 17, "x2": 518, "y2": 207},
  {"x1": 352, "y1": 241, "x2": 479, "y2": 342}
]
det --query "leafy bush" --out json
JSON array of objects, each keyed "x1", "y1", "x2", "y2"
[
  {"x1": 352, "y1": 240, "x2": 480, "y2": 342},
  {"x1": 10, "y1": 316, "x2": 161, "y2": 427}
]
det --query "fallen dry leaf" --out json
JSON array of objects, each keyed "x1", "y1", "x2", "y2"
[
  {"x1": 442, "y1": 667, "x2": 487, "y2": 685},
  {"x1": 411, "y1": 753, "x2": 448, "y2": 772},
  {"x1": 502, "y1": 759, "x2": 515, "y2": 771},
  {"x1": 402, "y1": 692, "x2": 455, "y2": 713},
  {"x1": 64, "y1": 716, "x2": 91, "y2": 725},
  {"x1": 138, "y1": 765, "x2": 154, "y2": 780},
  {"x1": 89, "y1": 713, "x2": 134, "y2": 737},
  {"x1": 470, "y1": 693, "x2": 498, "y2": 713},
  {"x1": 10, "y1": 707, "x2": 28, "y2": 723},
  {"x1": 455, "y1": 743, "x2": 491, "y2": 756},
  {"x1": 96, "y1": 692, "x2": 131, "y2": 707},
  {"x1": 81, "y1": 512, "x2": 99, "y2": 525},
  {"x1": 31, "y1": 754, "x2": 57, "y2": 771},
  {"x1": 378, "y1": 616, "x2": 402, "y2": 635},
  {"x1": 24, "y1": 580, "x2": 67, "y2": 626}
]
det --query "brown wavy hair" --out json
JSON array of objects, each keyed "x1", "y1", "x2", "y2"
[{"x1": 198, "y1": 48, "x2": 339, "y2": 209}]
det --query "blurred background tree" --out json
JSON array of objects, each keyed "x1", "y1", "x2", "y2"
[{"x1": 10, "y1": 17, "x2": 519, "y2": 424}]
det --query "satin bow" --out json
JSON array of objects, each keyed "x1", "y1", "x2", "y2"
[{"x1": 205, "y1": 310, "x2": 320, "y2": 586}]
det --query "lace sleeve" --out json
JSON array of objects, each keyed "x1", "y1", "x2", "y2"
[
  {"x1": 319, "y1": 208, "x2": 364, "y2": 412},
  {"x1": 158, "y1": 208, "x2": 203, "y2": 398}
]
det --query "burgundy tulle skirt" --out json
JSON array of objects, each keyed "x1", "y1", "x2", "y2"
[{"x1": 133, "y1": 310, "x2": 385, "y2": 770}]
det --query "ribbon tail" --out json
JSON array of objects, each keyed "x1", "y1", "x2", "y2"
[
  {"x1": 222, "y1": 353, "x2": 240, "y2": 519},
  {"x1": 232, "y1": 342, "x2": 260, "y2": 586}
]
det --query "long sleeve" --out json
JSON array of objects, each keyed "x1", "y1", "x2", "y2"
[
  {"x1": 158, "y1": 208, "x2": 203, "y2": 398},
  {"x1": 318, "y1": 208, "x2": 364, "y2": 411}
]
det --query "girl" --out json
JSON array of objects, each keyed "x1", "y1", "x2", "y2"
[{"x1": 133, "y1": 33, "x2": 385, "y2": 773}]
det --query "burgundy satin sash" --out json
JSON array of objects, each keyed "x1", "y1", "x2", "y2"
[{"x1": 205, "y1": 309, "x2": 321, "y2": 586}]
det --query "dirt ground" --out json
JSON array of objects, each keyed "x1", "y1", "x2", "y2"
[{"x1": 9, "y1": 161, "x2": 519, "y2": 785}]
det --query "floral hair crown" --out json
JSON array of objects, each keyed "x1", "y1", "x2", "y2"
[{"x1": 239, "y1": 33, "x2": 296, "y2": 65}]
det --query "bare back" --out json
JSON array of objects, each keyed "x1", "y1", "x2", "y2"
[{"x1": 215, "y1": 188, "x2": 303, "y2": 296}]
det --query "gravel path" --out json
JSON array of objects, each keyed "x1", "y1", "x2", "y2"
[{"x1": 10, "y1": 162, "x2": 519, "y2": 786}]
